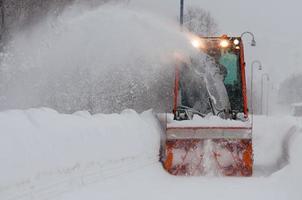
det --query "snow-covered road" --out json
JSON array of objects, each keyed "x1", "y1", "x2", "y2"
[{"x1": 0, "y1": 109, "x2": 301, "y2": 200}]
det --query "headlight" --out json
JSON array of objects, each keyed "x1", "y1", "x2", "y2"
[
  {"x1": 233, "y1": 39, "x2": 240, "y2": 45},
  {"x1": 220, "y1": 39, "x2": 229, "y2": 48},
  {"x1": 191, "y1": 39, "x2": 203, "y2": 49}
]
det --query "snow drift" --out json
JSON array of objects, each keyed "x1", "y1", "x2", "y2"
[{"x1": 0, "y1": 108, "x2": 162, "y2": 199}]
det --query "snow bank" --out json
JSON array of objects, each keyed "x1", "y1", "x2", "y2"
[
  {"x1": 252, "y1": 115, "x2": 301, "y2": 176},
  {"x1": 0, "y1": 108, "x2": 162, "y2": 196},
  {"x1": 54, "y1": 115, "x2": 302, "y2": 200},
  {"x1": 1, "y1": 109, "x2": 302, "y2": 200}
]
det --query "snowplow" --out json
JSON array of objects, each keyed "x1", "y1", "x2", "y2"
[{"x1": 160, "y1": 35, "x2": 253, "y2": 176}]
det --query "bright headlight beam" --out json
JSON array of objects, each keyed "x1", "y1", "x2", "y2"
[
  {"x1": 191, "y1": 39, "x2": 202, "y2": 48},
  {"x1": 220, "y1": 39, "x2": 229, "y2": 48}
]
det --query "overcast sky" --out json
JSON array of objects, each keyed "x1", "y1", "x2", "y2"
[{"x1": 130, "y1": 0, "x2": 302, "y2": 86}]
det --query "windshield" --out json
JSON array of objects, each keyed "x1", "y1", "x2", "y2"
[{"x1": 178, "y1": 38, "x2": 244, "y2": 115}]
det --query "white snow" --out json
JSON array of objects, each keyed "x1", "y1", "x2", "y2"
[
  {"x1": 0, "y1": 4, "x2": 203, "y2": 113},
  {"x1": 0, "y1": 2, "x2": 301, "y2": 200},
  {"x1": 165, "y1": 113, "x2": 251, "y2": 128},
  {"x1": 0, "y1": 108, "x2": 301, "y2": 200},
  {"x1": 291, "y1": 102, "x2": 302, "y2": 106},
  {"x1": 0, "y1": 108, "x2": 162, "y2": 200}
]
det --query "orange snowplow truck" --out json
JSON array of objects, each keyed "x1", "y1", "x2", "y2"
[{"x1": 161, "y1": 35, "x2": 253, "y2": 176}]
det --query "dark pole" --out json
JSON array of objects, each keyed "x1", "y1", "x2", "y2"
[
  {"x1": 266, "y1": 84, "x2": 269, "y2": 116},
  {"x1": 261, "y1": 76, "x2": 263, "y2": 114},
  {"x1": 261, "y1": 73, "x2": 269, "y2": 115},
  {"x1": 180, "y1": 0, "x2": 184, "y2": 26},
  {"x1": 0, "y1": 0, "x2": 4, "y2": 41},
  {"x1": 251, "y1": 60, "x2": 262, "y2": 115}
]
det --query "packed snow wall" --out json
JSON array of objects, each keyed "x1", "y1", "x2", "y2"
[{"x1": 0, "y1": 108, "x2": 162, "y2": 194}]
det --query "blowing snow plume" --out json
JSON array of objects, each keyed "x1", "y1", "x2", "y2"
[{"x1": 0, "y1": 4, "x2": 203, "y2": 113}]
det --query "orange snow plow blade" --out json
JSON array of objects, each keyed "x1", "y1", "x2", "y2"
[{"x1": 163, "y1": 126, "x2": 253, "y2": 176}]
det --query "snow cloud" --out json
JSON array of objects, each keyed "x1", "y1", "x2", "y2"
[{"x1": 0, "y1": 3, "x2": 200, "y2": 113}]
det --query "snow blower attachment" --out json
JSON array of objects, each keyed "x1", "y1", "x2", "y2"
[{"x1": 161, "y1": 35, "x2": 253, "y2": 176}]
